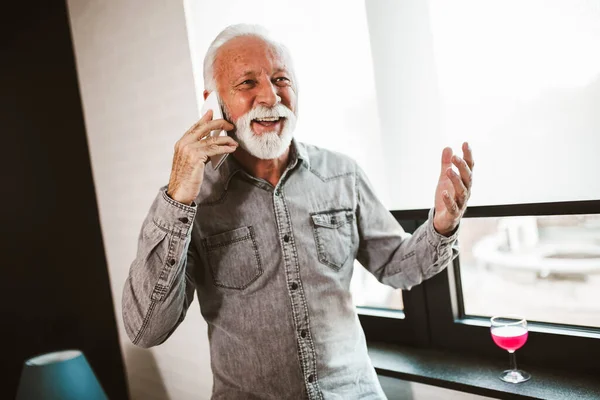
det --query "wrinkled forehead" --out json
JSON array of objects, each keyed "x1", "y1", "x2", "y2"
[{"x1": 214, "y1": 36, "x2": 290, "y2": 85}]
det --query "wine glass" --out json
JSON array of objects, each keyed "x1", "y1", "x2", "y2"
[{"x1": 490, "y1": 315, "x2": 531, "y2": 383}]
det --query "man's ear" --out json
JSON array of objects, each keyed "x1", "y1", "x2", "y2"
[{"x1": 203, "y1": 90, "x2": 210, "y2": 101}]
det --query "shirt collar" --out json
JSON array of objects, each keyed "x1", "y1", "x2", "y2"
[{"x1": 293, "y1": 139, "x2": 310, "y2": 169}]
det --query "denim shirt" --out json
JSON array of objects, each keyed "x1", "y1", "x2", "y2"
[{"x1": 122, "y1": 140, "x2": 459, "y2": 400}]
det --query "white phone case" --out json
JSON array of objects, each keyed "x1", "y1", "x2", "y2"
[{"x1": 200, "y1": 92, "x2": 229, "y2": 169}]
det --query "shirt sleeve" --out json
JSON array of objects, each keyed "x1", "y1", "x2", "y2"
[
  {"x1": 355, "y1": 163, "x2": 459, "y2": 290},
  {"x1": 121, "y1": 187, "x2": 199, "y2": 348}
]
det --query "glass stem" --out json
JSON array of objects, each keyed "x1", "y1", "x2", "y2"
[{"x1": 508, "y1": 350, "x2": 517, "y2": 371}]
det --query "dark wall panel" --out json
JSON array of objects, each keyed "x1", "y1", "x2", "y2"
[{"x1": 0, "y1": 1, "x2": 128, "y2": 399}]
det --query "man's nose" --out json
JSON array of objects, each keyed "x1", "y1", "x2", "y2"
[{"x1": 256, "y1": 80, "x2": 280, "y2": 108}]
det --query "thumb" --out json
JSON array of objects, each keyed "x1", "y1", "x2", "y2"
[{"x1": 440, "y1": 146, "x2": 453, "y2": 178}]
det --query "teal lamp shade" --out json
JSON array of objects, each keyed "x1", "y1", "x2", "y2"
[{"x1": 16, "y1": 350, "x2": 108, "y2": 400}]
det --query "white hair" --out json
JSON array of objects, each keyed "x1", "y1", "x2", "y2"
[{"x1": 202, "y1": 24, "x2": 296, "y2": 93}]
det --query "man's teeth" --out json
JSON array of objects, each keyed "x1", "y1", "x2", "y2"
[{"x1": 255, "y1": 117, "x2": 280, "y2": 122}]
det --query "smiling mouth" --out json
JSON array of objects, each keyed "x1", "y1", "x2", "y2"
[{"x1": 252, "y1": 117, "x2": 285, "y2": 127}]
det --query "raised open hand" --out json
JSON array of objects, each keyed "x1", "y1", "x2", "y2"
[{"x1": 433, "y1": 142, "x2": 474, "y2": 236}]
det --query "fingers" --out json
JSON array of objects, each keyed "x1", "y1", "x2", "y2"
[
  {"x1": 177, "y1": 111, "x2": 214, "y2": 149},
  {"x1": 190, "y1": 134, "x2": 238, "y2": 156},
  {"x1": 200, "y1": 119, "x2": 236, "y2": 137},
  {"x1": 184, "y1": 119, "x2": 235, "y2": 147},
  {"x1": 191, "y1": 139, "x2": 238, "y2": 161},
  {"x1": 446, "y1": 168, "x2": 468, "y2": 208},
  {"x1": 174, "y1": 136, "x2": 237, "y2": 169},
  {"x1": 451, "y1": 154, "x2": 473, "y2": 190},
  {"x1": 202, "y1": 142, "x2": 238, "y2": 158},
  {"x1": 462, "y1": 142, "x2": 475, "y2": 171},
  {"x1": 194, "y1": 135, "x2": 238, "y2": 149},
  {"x1": 442, "y1": 190, "x2": 461, "y2": 216},
  {"x1": 179, "y1": 111, "x2": 235, "y2": 145},
  {"x1": 197, "y1": 109, "x2": 214, "y2": 127},
  {"x1": 439, "y1": 147, "x2": 454, "y2": 178},
  {"x1": 183, "y1": 109, "x2": 213, "y2": 137},
  {"x1": 437, "y1": 143, "x2": 473, "y2": 221},
  {"x1": 175, "y1": 130, "x2": 237, "y2": 160}
]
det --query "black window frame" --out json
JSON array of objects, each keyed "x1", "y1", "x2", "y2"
[{"x1": 359, "y1": 200, "x2": 600, "y2": 375}]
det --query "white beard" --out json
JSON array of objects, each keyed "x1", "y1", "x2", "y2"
[{"x1": 230, "y1": 104, "x2": 297, "y2": 160}]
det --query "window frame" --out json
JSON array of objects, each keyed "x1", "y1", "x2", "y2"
[{"x1": 359, "y1": 200, "x2": 600, "y2": 375}]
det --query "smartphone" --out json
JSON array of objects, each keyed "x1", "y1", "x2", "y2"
[{"x1": 200, "y1": 91, "x2": 229, "y2": 169}]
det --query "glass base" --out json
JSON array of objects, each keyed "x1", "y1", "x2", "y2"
[{"x1": 499, "y1": 369, "x2": 531, "y2": 383}]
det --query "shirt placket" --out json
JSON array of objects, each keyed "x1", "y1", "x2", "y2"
[{"x1": 272, "y1": 184, "x2": 323, "y2": 400}]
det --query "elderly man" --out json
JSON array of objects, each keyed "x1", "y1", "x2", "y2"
[{"x1": 122, "y1": 24, "x2": 474, "y2": 399}]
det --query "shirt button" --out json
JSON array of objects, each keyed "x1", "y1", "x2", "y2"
[
  {"x1": 274, "y1": 190, "x2": 280, "y2": 196},
  {"x1": 179, "y1": 217, "x2": 189, "y2": 224},
  {"x1": 308, "y1": 374, "x2": 315, "y2": 383},
  {"x1": 291, "y1": 282, "x2": 298, "y2": 290},
  {"x1": 300, "y1": 329, "x2": 307, "y2": 338},
  {"x1": 169, "y1": 259, "x2": 176, "y2": 266},
  {"x1": 283, "y1": 234, "x2": 290, "y2": 243}
]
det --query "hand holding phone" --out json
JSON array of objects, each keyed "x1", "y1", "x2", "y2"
[
  {"x1": 200, "y1": 92, "x2": 229, "y2": 169},
  {"x1": 166, "y1": 94, "x2": 237, "y2": 205}
]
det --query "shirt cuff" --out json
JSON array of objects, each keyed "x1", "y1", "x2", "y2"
[
  {"x1": 151, "y1": 187, "x2": 197, "y2": 237},
  {"x1": 425, "y1": 207, "x2": 460, "y2": 251}
]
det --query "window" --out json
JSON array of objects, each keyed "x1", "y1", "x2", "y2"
[
  {"x1": 459, "y1": 213, "x2": 600, "y2": 328},
  {"x1": 351, "y1": 261, "x2": 403, "y2": 311},
  {"x1": 358, "y1": 0, "x2": 600, "y2": 374},
  {"x1": 362, "y1": 202, "x2": 600, "y2": 374}
]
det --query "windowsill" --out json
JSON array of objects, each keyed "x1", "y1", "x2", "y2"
[{"x1": 368, "y1": 341, "x2": 600, "y2": 400}]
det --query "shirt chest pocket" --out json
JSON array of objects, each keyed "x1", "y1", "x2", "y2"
[
  {"x1": 203, "y1": 226, "x2": 263, "y2": 290},
  {"x1": 311, "y1": 209, "x2": 355, "y2": 271}
]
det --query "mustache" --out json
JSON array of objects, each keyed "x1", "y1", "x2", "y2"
[
  {"x1": 245, "y1": 104, "x2": 294, "y2": 121},
  {"x1": 224, "y1": 104, "x2": 295, "y2": 123}
]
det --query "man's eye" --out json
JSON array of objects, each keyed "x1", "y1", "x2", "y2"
[
  {"x1": 241, "y1": 80, "x2": 255, "y2": 85},
  {"x1": 274, "y1": 77, "x2": 291, "y2": 85}
]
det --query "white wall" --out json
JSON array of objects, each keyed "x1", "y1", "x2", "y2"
[{"x1": 67, "y1": 1, "x2": 213, "y2": 399}]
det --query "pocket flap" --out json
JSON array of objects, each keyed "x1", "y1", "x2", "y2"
[
  {"x1": 204, "y1": 226, "x2": 252, "y2": 249},
  {"x1": 311, "y1": 210, "x2": 353, "y2": 229}
]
